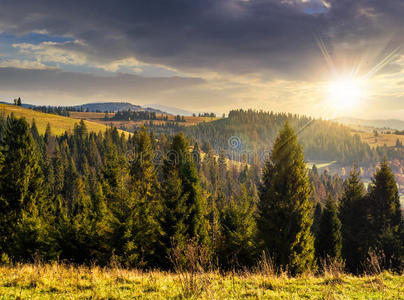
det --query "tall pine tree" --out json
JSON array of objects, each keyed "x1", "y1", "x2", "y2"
[
  {"x1": 125, "y1": 126, "x2": 164, "y2": 267},
  {"x1": 218, "y1": 184, "x2": 257, "y2": 269},
  {"x1": 368, "y1": 160, "x2": 403, "y2": 270},
  {"x1": 339, "y1": 166, "x2": 370, "y2": 273},
  {"x1": 257, "y1": 121, "x2": 315, "y2": 274},
  {"x1": 315, "y1": 194, "x2": 342, "y2": 262},
  {"x1": 0, "y1": 116, "x2": 46, "y2": 260},
  {"x1": 161, "y1": 133, "x2": 208, "y2": 260}
]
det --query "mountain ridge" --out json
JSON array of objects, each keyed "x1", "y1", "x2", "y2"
[{"x1": 335, "y1": 117, "x2": 404, "y2": 131}]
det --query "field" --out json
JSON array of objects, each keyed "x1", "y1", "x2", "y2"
[
  {"x1": 0, "y1": 104, "x2": 127, "y2": 136},
  {"x1": 69, "y1": 111, "x2": 220, "y2": 131},
  {"x1": 353, "y1": 130, "x2": 404, "y2": 148},
  {"x1": 0, "y1": 264, "x2": 402, "y2": 299}
]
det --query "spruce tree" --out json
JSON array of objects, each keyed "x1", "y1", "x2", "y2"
[
  {"x1": 219, "y1": 184, "x2": 257, "y2": 269},
  {"x1": 161, "y1": 166, "x2": 187, "y2": 254},
  {"x1": 161, "y1": 133, "x2": 208, "y2": 258},
  {"x1": 257, "y1": 121, "x2": 315, "y2": 274},
  {"x1": 126, "y1": 126, "x2": 164, "y2": 267},
  {"x1": 192, "y1": 142, "x2": 201, "y2": 172},
  {"x1": 0, "y1": 116, "x2": 45, "y2": 259},
  {"x1": 339, "y1": 166, "x2": 370, "y2": 273},
  {"x1": 315, "y1": 195, "x2": 342, "y2": 262},
  {"x1": 30, "y1": 119, "x2": 40, "y2": 143},
  {"x1": 312, "y1": 202, "x2": 323, "y2": 237},
  {"x1": 368, "y1": 160, "x2": 403, "y2": 270},
  {"x1": 44, "y1": 123, "x2": 52, "y2": 145},
  {"x1": 101, "y1": 141, "x2": 131, "y2": 264}
]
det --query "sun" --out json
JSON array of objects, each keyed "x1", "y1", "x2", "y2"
[{"x1": 324, "y1": 76, "x2": 366, "y2": 112}]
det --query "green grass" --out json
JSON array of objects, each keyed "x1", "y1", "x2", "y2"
[
  {"x1": 0, "y1": 104, "x2": 128, "y2": 136},
  {"x1": 0, "y1": 264, "x2": 402, "y2": 299}
]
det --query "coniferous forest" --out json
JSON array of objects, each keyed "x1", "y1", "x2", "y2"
[
  {"x1": 185, "y1": 110, "x2": 378, "y2": 165},
  {"x1": 0, "y1": 114, "x2": 402, "y2": 275}
]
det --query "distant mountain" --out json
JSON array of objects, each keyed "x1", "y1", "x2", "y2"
[
  {"x1": 145, "y1": 104, "x2": 194, "y2": 116},
  {"x1": 77, "y1": 102, "x2": 142, "y2": 112},
  {"x1": 2, "y1": 101, "x2": 171, "y2": 114},
  {"x1": 75, "y1": 102, "x2": 166, "y2": 114},
  {"x1": 334, "y1": 117, "x2": 404, "y2": 131}
]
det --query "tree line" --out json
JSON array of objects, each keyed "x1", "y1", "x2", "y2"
[
  {"x1": 0, "y1": 115, "x2": 402, "y2": 274},
  {"x1": 110, "y1": 110, "x2": 165, "y2": 121},
  {"x1": 185, "y1": 109, "x2": 379, "y2": 166}
]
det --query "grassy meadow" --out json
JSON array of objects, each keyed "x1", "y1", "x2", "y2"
[
  {"x1": 0, "y1": 263, "x2": 402, "y2": 299},
  {"x1": 0, "y1": 104, "x2": 126, "y2": 135},
  {"x1": 353, "y1": 130, "x2": 404, "y2": 148},
  {"x1": 69, "y1": 111, "x2": 220, "y2": 132}
]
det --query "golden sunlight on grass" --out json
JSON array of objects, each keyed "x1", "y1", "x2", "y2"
[
  {"x1": 0, "y1": 104, "x2": 129, "y2": 136},
  {"x1": 0, "y1": 263, "x2": 402, "y2": 299}
]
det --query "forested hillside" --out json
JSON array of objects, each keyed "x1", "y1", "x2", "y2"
[{"x1": 185, "y1": 109, "x2": 378, "y2": 165}]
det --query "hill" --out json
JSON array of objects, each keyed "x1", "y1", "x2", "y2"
[
  {"x1": 4, "y1": 100, "x2": 167, "y2": 114},
  {"x1": 75, "y1": 102, "x2": 165, "y2": 113},
  {"x1": 145, "y1": 103, "x2": 194, "y2": 116},
  {"x1": 354, "y1": 130, "x2": 404, "y2": 148},
  {"x1": 185, "y1": 109, "x2": 377, "y2": 166},
  {"x1": 335, "y1": 117, "x2": 404, "y2": 131},
  {"x1": 68, "y1": 111, "x2": 219, "y2": 132},
  {"x1": 0, "y1": 103, "x2": 125, "y2": 135}
]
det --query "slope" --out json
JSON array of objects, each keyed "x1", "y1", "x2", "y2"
[{"x1": 0, "y1": 103, "x2": 127, "y2": 135}]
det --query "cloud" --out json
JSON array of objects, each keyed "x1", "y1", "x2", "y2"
[
  {"x1": 0, "y1": 67, "x2": 204, "y2": 100},
  {"x1": 1, "y1": 1, "x2": 404, "y2": 118},
  {"x1": 0, "y1": 0, "x2": 403, "y2": 80},
  {"x1": 0, "y1": 58, "x2": 53, "y2": 70},
  {"x1": 13, "y1": 41, "x2": 88, "y2": 65}
]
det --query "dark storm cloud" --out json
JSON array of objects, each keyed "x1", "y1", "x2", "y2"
[
  {"x1": 0, "y1": 0, "x2": 404, "y2": 79},
  {"x1": 0, "y1": 67, "x2": 204, "y2": 97}
]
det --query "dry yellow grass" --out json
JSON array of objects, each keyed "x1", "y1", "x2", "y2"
[
  {"x1": 69, "y1": 111, "x2": 220, "y2": 128},
  {"x1": 354, "y1": 131, "x2": 404, "y2": 148},
  {"x1": 0, "y1": 104, "x2": 129, "y2": 136},
  {"x1": 0, "y1": 263, "x2": 402, "y2": 299}
]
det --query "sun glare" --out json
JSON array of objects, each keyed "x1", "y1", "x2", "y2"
[{"x1": 325, "y1": 76, "x2": 366, "y2": 112}]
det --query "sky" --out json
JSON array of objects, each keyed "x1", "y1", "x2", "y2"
[{"x1": 1, "y1": 0, "x2": 404, "y2": 119}]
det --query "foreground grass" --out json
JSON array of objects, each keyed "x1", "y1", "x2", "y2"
[{"x1": 0, "y1": 264, "x2": 402, "y2": 299}]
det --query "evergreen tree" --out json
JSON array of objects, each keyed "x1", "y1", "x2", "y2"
[
  {"x1": 161, "y1": 166, "x2": 187, "y2": 256},
  {"x1": 30, "y1": 119, "x2": 40, "y2": 143},
  {"x1": 54, "y1": 175, "x2": 108, "y2": 264},
  {"x1": 101, "y1": 141, "x2": 132, "y2": 264},
  {"x1": 339, "y1": 166, "x2": 370, "y2": 273},
  {"x1": 218, "y1": 149, "x2": 227, "y2": 180},
  {"x1": 257, "y1": 121, "x2": 315, "y2": 274},
  {"x1": 192, "y1": 142, "x2": 201, "y2": 172},
  {"x1": 315, "y1": 195, "x2": 342, "y2": 262},
  {"x1": 368, "y1": 160, "x2": 403, "y2": 270},
  {"x1": 124, "y1": 126, "x2": 164, "y2": 267},
  {"x1": 44, "y1": 123, "x2": 52, "y2": 145},
  {"x1": 0, "y1": 116, "x2": 45, "y2": 259},
  {"x1": 161, "y1": 133, "x2": 208, "y2": 259},
  {"x1": 218, "y1": 184, "x2": 257, "y2": 268},
  {"x1": 312, "y1": 202, "x2": 323, "y2": 237}
]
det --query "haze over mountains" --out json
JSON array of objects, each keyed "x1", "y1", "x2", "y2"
[
  {"x1": 145, "y1": 104, "x2": 194, "y2": 116},
  {"x1": 335, "y1": 117, "x2": 404, "y2": 131},
  {"x1": 74, "y1": 102, "x2": 166, "y2": 114},
  {"x1": 1, "y1": 101, "x2": 167, "y2": 114}
]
